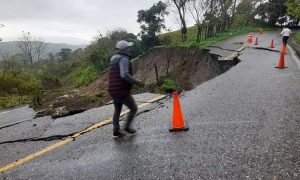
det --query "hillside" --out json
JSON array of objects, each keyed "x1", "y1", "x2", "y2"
[{"x1": 0, "y1": 41, "x2": 87, "y2": 58}]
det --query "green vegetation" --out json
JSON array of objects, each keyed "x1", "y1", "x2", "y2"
[
  {"x1": 0, "y1": 29, "x2": 142, "y2": 109},
  {"x1": 87, "y1": 91, "x2": 108, "y2": 103},
  {"x1": 160, "y1": 78, "x2": 180, "y2": 92},
  {"x1": 161, "y1": 26, "x2": 274, "y2": 48},
  {"x1": 137, "y1": 1, "x2": 168, "y2": 51},
  {"x1": 69, "y1": 64, "x2": 99, "y2": 87},
  {"x1": 286, "y1": 0, "x2": 300, "y2": 20},
  {"x1": 0, "y1": 95, "x2": 31, "y2": 109},
  {"x1": 0, "y1": 71, "x2": 40, "y2": 108},
  {"x1": 295, "y1": 32, "x2": 300, "y2": 44},
  {"x1": 155, "y1": 75, "x2": 181, "y2": 93},
  {"x1": 256, "y1": 0, "x2": 287, "y2": 25}
]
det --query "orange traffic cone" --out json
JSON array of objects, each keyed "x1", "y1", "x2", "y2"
[
  {"x1": 254, "y1": 38, "x2": 258, "y2": 45},
  {"x1": 281, "y1": 43, "x2": 287, "y2": 54},
  {"x1": 270, "y1": 39, "x2": 275, "y2": 48},
  {"x1": 247, "y1": 33, "x2": 253, "y2": 44},
  {"x1": 169, "y1": 91, "x2": 189, "y2": 132},
  {"x1": 275, "y1": 46, "x2": 287, "y2": 69}
]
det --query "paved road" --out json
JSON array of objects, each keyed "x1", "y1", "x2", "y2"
[{"x1": 1, "y1": 32, "x2": 300, "y2": 179}]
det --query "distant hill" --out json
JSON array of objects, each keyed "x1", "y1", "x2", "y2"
[{"x1": 0, "y1": 41, "x2": 87, "y2": 58}]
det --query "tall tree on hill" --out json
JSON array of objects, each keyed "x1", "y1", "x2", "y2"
[
  {"x1": 137, "y1": 1, "x2": 168, "y2": 50},
  {"x1": 35, "y1": 38, "x2": 47, "y2": 61},
  {"x1": 231, "y1": 0, "x2": 238, "y2": 24},
  {"x1": 0, "y1": 24, "x2": 4, "y2": 42},
  {"x1": 256, "y1": 0, "x2": 287, "y2": 25},
  {"x1": 16, "y1": 31, "x2": 47, "y2": 65},
  {"x1": 16, "y1": 32, "x2": 35, "y2": 65},
  {"x1": 187, "y1": 0, "x2": 206, "y2": 42},
  {"x1": 170, "y1": 0, "x2": 189, "y2": 42}
]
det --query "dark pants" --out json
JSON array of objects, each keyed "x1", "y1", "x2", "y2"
[
  {"x1": 112, "y1": 95, "x2": 137, "y2": 132},
  {"x1": 282, "y1": 36, "x2": 289, "y2": 46}
]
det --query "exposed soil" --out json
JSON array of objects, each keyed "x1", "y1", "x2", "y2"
[
  {"x1": 36, "y1": 72, "x2": 111, "y2": 119},
  {"x1": 79, "y1": 70, "x2": 109, "y2": 96},
  {"x1": 133, "y1": 47, "x2": 239, "y2": 91}
]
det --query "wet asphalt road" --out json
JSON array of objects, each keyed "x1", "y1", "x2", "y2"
[{"x1": 1, "y1": 32, "x2": 300, "y2": 179}]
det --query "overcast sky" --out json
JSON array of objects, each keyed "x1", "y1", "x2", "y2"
[{"x1": 0, "y1": 0, "x2": 194, "y2": 45}]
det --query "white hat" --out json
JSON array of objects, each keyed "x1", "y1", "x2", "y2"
[{"x1": 115, "y1": 40, "x2": 134, "y2": 50}]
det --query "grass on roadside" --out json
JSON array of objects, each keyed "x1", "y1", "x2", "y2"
[
  {"x1": 0, "y1": 95, "x2": 32, "y2": 109},
  {"x1": 295, "y1": 31, "x2": 300, "y2": 44},
  {"x1": 68, "y1": 63, "x2": 99, "y2": 87},
  {"x1": 161, "y1": 26, "x2": 276, "y2": 48}
]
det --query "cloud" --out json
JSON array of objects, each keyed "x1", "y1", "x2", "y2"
[{"x1": 0, "y1": 0, "x2": 188, "y2": 44}]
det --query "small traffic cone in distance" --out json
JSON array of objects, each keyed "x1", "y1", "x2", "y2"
[
  {"x1": 247, "y1": 33, "x2": 253, "y2": 44},
  {"x1": 259, "y1": 28, "x2": 263, "y2": 34},
  {"x1": 169, "y1": 91, "x2": 189, "y2": 132},
  {"x1": 254, "y1": 38, "x2": 258, "y2": 45},
  {"x1": 270, "y1": 39, "x2": 275, "y2": 48},
  {"x1": 275, "y1": 46, "x2": 287, "y2": 69}
]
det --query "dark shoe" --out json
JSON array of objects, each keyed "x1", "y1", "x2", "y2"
[
  {"x1": 124, "y1": 127, "x2": 136, "y2": 135},
  {"x1": 113, "y1": 131, "x2": 126, "y2": 139}
]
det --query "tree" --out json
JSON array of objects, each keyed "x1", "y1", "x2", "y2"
[
  {"x1": 235, "y1": 0, "x2": 259, "y2": 26},
  {"x1": 231, "y1": 0, "x2": 238, "y2": 24},
  {"x1": 16, "y1": 31, "x2": 47, "y2": 65},
  {"x1": 47, "y1": 52, "x2": 56, "y2": 61},
  {"x1": 0, "y1": 50, "x2": 10, "y2": 78},
  {"x1": 256, "y1": 0, "x2": 287, "y2": 25},
  {"x1": 108, "y1": 29, "x2": 137, "y2": 42},
  {"x1": 56, "y1": 48, "x2": 72, "y2": 61},
  {"x1": 16, "y1": 32, "x2": 35, "y2": 65},
  {"x1": 137, "y1": 1, "x2": 168, "y2": 50},
  {"x1": 35, "y1": 38, "x2": 47, "y2": 61},
  {"x1": 171, "y1": 0, "x2": 189, "y2": 42},
  {"x1": 203, "y1": 0, "x2": 220, "y2": 20},
  {"x1": 217, "y1": 0, "x2": 235, "y2": 31},
  {"x1": 0, "y1": 24, "x2": 4, "y2": 42},
  {"x1": 188, "y1": 0, "x2": 206, "y2": 42},
  {"x1": 286, "y1": 0, "x2": 300, "y2": 24},
  {"x1": 107, "y1": 29, "x2": 142, "y2": 57}
]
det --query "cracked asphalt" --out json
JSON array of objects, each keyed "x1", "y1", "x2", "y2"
[{"x1": 1, "y1": 32, "x2": 300, "y2": 179}]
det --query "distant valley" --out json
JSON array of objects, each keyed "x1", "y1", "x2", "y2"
[{"x1": 0, "y1": 41, "x2": 87, "y2": 58}]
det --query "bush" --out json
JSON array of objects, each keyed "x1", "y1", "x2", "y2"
[
  {"x1": 159, "y1": 76, "x2": 181, "y2": 93},
  {"x1": 0, "y1": 74, "x2": 40, "y2": 96},
  {"x1": 39, "y1": 72, "x2": 62, "y2": 89}
]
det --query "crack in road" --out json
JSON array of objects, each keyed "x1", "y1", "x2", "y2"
[
  {"x1": 251, "y1": 47, "x2": 280, "y2": 52},
  {"x1": 0, "y1": 119, "x2": 32, "y2": 130},
  {"x1": 0, "y1": 105, "x2": 161, "y2": 145},
  {"x1": 207, "y1": 45, "x2": 243, "y2": 52}
]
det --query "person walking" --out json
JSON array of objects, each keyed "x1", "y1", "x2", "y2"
[
  {"x1": 280, "y1": 26, "x2": 292, "y2": 46},
  {"x1": 108, "y1": 40, "x2": 144, "y2": 138}
]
